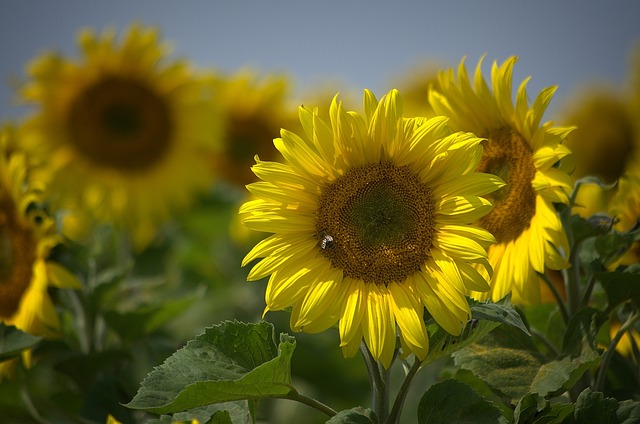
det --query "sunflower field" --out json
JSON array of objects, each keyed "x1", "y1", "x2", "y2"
[{"x1": 1, "y1": 12, "x2": 640, "y2": 424}]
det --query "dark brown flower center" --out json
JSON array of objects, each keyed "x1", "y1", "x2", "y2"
[
  {"x1": 217, "y1": 113, "x2": 280, "y2": 186},
  {"x1": 315, "y1": 161, "x2": 435, "y2": 285},
  {"x1": 67, "y1": 77, "x2": 173, "y2": 172},
  {"x1": 0, "y1": 196, "x2": 37, "y2": 319},
  {"x1": 477, "y1": 128, "x2": 537, "y2": 243}
]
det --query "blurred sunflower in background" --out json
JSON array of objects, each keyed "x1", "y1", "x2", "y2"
[
  {"x1": 210, "y1": 71, "x2": 297, "y2": 189},
  {"x1": 20, "y1": 24, "x2": 222, "y2": 250},
  {"x1": 0, "y1": 126, "x2": 80, "y2": 379},
  {"x1": 208, "y1": 71, "x2": 299, "y2": 247},
  {"x1": 560, "y1": 45, "x2": 640, "y2": 267},
  {"x1": 430, "y1": 57, "x2": 573, "y2": 305},
  {"x1": 241, "y1": 89, "x2": 503, "y2": 368}
]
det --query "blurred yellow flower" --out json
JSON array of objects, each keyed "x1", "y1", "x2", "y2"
[
  {"x1": 241, "y1": 89, "x2": 503, "y2": 368},
  {"x1": 430, "y1": 57, "x2": 573, "y2": 305},
  {"x1": 562, "y1": 91, "x2": 635, "y2": 185},
  {"x1": 20, "y1": 24, "x2": 221, "y2": 250},
  {"x1": 0, "y1": 127, "x2": 80, "y2": 379},
  {"x1": 210, "y1": 71, "x2": 296, "y2": 188},
  {"x1": 609, "y1": 319, "x2": 640, "y2": 363},
  {"x1": 569, "y1": 46, "x2": 640, "y2": 267}
]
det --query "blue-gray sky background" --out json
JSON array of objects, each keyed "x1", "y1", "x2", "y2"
[{"x1": 2, "y1": 1, "x2": 639, "y2": 119}]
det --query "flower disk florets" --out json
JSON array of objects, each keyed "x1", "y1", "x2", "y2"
[{"x1": 316, "y1": 161, "x2": 435, "y2": 286}]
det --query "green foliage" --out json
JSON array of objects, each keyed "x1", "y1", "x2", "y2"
[
  {"x1": 127, "y1": 321, "x2": 296, "y2": 415},
  {"x1": 417, "y1": 379, "x2": 504, "y2": 424},
  {"x1": 0, "y1": 324, "x2": 42, "y2": 361},
  {"x1": 425, "y1": 296, "x2": 528, "y2": 364},
  {"x1": 326, "y1": 407, "x2": 378, "y2": 424}
]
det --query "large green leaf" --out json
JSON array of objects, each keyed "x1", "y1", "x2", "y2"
[
  {"x1": 453, "y1": 332, "x2": 543, "y2": 402},
  {"x1": 126, "y1": 321, "x2": 296, "y2": 414},
  {"x1": 454, "y1": 369, "x2": 512, "y2": 419},
  {"x1": 454, "y1": 327, "x2": 602, "y2": 401},
  {"x1": 417, "y1": 380, "x2": 503, "y2": 424},
  {"x1": 0, "y1": 324, "x2": 42, "y2": 361},
  {"x1": 528, "y1": 348, "x2": 601, "y2": 398}
]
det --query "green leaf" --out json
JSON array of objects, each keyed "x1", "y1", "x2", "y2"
[
  {"x1": 326, "y1": 407, "x2": 377, "y2": 424},
  {"x1": 147, "y1": 403, "x2": 248, "y2": 424},
  {"x1": 454, "y1": 369, "x2": 512, "y2": 419},
  {"x1": 561, "y1": 308, "x2": 608, "y2": 356},
  {"x1": 512, "y1": 393, "x2": 542, "y2": 424},
  {"x1": 529, "y1": 348, "x2": 601, "y2": 398},
  {"x1": 573, "y1": 388, "x2": 618, "y2": 424},
  {"x1": 453, "y1": 332, "x2": 543, "y2": 401},
  {"x1": 0, "y1": 324, "x2": 42, "y2": 361},
  {"x1": 598, "y1": 270, "x2": 640, "y2": 312},
  {"x1": 417, "y1": 380, "x2": 503, "y2": 424},
  {"x1": 568, "y1": 213, "x2": 613, "y2": 245},
  {"x1": 616, "y1": 399, "x2": 640, "y2": 424},
  {"x1": 512, "y1": 392, "x2": 574, "y2": 424},
  {"x1": 595, "y1": 231, "x2": 637, "y2": 267},
  {"x1": 126, "y1": 321, "x2": 296, "y2": 414},
  {"x1": 454, "y1": 326, "x2": 602, "y2": 401},
  {"x1": 425, "y1": 298, "x2": 529, "y2": 363},
  {"x1": 468, "y1": 297, "x2": 532, "y2": 336}
]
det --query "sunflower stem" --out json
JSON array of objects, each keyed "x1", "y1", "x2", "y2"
[
  {"x1": 387, "y1": 357, "x2": 421, "y2": 424},
  {"x1": 539, "y1": 271, "x2": 569, "y2": 324},
  {"x1": 281, "y1": 391, "x2": 337, "y2": 417},
  {"x1": 595, "y1": 311, "x2": 640, "y2": 392},
  {"x1": 561, "y1": 184, "x2": 583, "y2": 320},
  {"x1": 580, "y1": 274, "x2": 597, "y2": 309},
  {"x1": 360, "y1": 342, "x2": 389, "y2": 422},
  {"x1": 19, "y1": 385, "x2": 53, "y2": 424}
]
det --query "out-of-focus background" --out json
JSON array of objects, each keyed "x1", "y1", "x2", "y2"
[
  {"x1": 1, "y1": 2, "x2": 640, "y2": 423},
  {"x1": 2, "y1": 1, "x2": 640, "y2": 118}
]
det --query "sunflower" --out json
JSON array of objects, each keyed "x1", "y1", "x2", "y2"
[
  {"x1": 20, "y1": 25, "x2": 221, "y2": 250},
  {"x1": 241, "y1": 89, "x2": 504, "y2": 368},
  {"x1": 567, "y1": 45, "x2": 640, "y2": 266},
  {"x1": 429, "y1": 57, "x2": 574, "y2": 305},
  {"x1": 0, "y1": 126, "x2": 80, "y2": 379},
  {"x1": 561, "y1": 90, "x2": 635, "y2": 185},
  {"x1": 210, "y1": 71, "x2": 296, "y2": 188}
]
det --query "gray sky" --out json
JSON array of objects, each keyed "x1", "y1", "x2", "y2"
[{"x1": 1, "y1": 1, "x2": 639, "y2": 120}]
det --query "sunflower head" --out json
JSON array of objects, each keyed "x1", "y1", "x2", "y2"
[
  {"x1": 241, "y1": 89, "x2": 503, "y2": 367},
  {"x1": 0, "y1": 126, "x2": 80, "y2": 378},
  {"x1": 20, "y1": 24, "x2": 222, "y2": 250},
  {"x1": 209, "y1": 71, "x2": 297, "y2": 188},
  {"x1": 430, "y1": 57, "x2": 574, "y2": 305},
  {"x1": 561, "y1": 90, "x2": 636, "y2": 184}
]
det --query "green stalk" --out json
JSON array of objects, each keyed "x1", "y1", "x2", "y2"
[
  {"x1": 282, "y1": 391, "x2": 337, "y2": 418},
  {"x1": 360, "y1": 342, "x2": 390, "y2": 422},
  {"x1": 539, "y1": 271, "x2": 569, "y2": 324},
  {"x1": 386, "y1": 358, "x2": 421, "y2": 424}
]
